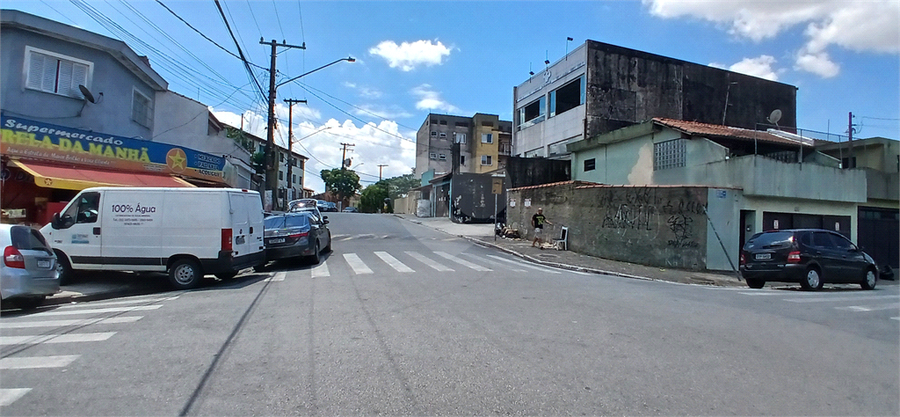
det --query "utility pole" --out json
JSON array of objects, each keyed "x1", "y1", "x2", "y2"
[
  {"x1": 377, "y1": 164, "x2": 388, "y2": 181},
  {"x1": 340, "y1": 143, "x2": 355, "y2": 170},
  {"x1": 283, "y1": 98, "x2": 307, "y2": 207},
  {"x1": 261, "y1": 38, "x2": 305, "y2": 211},
  {"x1": 848, "y1": 112, "x2": 855, "y2": 169}
]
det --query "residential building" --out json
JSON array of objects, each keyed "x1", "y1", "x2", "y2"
[
  {"x1": 515, "y1": 118, "x2": 897, "y2": 271},
  {"x1": 0, "y1": 10, "x2": 223, "y2": 225},
  {"x1": 414, "y1": 113, "x2": 512, "y2": 179},
  {"x1": 512, "y1": 40, "x2": 798, "y2": 160}
]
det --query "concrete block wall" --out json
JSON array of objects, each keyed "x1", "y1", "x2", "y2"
[{"x1": 508, "y1": 183, "x2": 711, "y2": 270}]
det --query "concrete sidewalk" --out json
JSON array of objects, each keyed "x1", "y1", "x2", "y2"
[{"x1": 396, "y1": 213, "x2": 746, "y2": 287}]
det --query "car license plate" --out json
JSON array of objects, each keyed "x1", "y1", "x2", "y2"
[
  {"x1": 37, "y1": 260, "x2": 51, "y2": 268},
  {"x1": 270, "y1": 238, "x2": 285, "y2": 244},
  {"x1": 755, "y1": 253, "x2": 772, "y2": 260}
]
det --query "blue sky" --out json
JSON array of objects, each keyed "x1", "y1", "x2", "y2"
[{"x1": 4, "y1": 1, "x2": 898, "y2": 193}]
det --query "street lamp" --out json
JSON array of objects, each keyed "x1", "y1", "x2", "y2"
[
  {"x1": 265, "y1": 56, "x2": 354, "y2": 210},
  {"x1": 277, "y1": 57, "x2": 356, "y2": 89}
]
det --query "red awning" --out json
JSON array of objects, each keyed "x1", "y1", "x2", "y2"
[{"x1": 11, "y1": 160, "x2": 196, "y2": 191}]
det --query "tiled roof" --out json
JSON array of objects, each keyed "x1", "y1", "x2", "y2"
[{"x1": 652, "y1": 118, "x2": 813, "y2": 147}]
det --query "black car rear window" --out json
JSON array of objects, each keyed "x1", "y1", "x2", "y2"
[
  {"x1": 264, "y1": 216, "x2": 285, "y2": 229},
  {"x1": 284, "y1": 215, "x2": 310, "y2": 228},
  {"x1": 10, "y1": 226, "x2": 51, "y2": 252},
  {"x1": 748, "y1": 231, "x2": 794, "y2": 248}
]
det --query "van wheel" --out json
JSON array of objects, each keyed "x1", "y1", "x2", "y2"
[
  {"x1": 308, "y1": 243, "x2": 321, "y2": 265},
  {"x1": 169, "y1": 259, "x2": 201, "y2": 289},
  {"x1": 746, "y1": 278, "x2": 765, "y2": 289},
  {"x1": 800, "y1": 267, "x2": 823, "y2": 290},
  {"x1": 55, "y1": 251, "x2": 76, "y2": 285},
  {"x1": 860, "y1": 268, "x2": 877, "y2": 290}
]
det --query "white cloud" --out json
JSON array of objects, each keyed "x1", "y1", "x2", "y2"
[
  {"x1": 212, "y1": 107, "x2": 416, "y2": 193},
  {"x1": 344, "y1": 82, "x2": 383, "y2": 99},
  {"x1": 368, "y1": 40, "x2": 452, "y2": 71},
  {"x1": 411, "y1": 84, "x2": 460, "y2": 113},
  {"x1": 794, "y1": 50, "x2": 840, "y2": 78},
  {"x1": 711, "y1": 55, "x2": 780, "y2": 81},
  {"x1": 645, "y1": 0, "x2": 899, "y2": 77}
]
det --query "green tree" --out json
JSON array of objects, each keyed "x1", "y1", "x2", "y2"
[
  {"x1": 250, "y1": 151, "x2": 266, "y2": 174},
  {"x1": 321, "y1": 168, "x2": 361, "y2": 205},
  {"x1": 359, "y1": 182, "x2": 390, "y2": 213},
  {"x1": 381, "y1": 172, "x2": 420, "y2": 201}
]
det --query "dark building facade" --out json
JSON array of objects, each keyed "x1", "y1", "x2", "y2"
[{"x1": 513, "y1": 40, "x2": 798, "y2": 159}]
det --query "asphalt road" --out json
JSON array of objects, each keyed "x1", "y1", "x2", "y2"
[{"x1": 1, "y1": 213, "x2": 898, "y2": 415}]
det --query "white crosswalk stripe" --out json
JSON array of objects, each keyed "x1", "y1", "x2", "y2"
[
  {"x1": 835, "y1": 302, "x2": 900, "y2": 312},
  {"x1": 434, "y1": 252, "x2": 492, "y2": 271},
  {"x1": 375, "y1": 252, "x2": 414, "y2": 272},
  {"x1": 52, "y1": 295, "x2": 179, "y2": 309},
  {"x1": 784, "y1": 294, "x2": 899, "y2": 303},
  {"x1": 0, "y1": 332, "x2": 116, "y2": 346},
  {"x1": 0, "y1": 316, "x2": 142, "y2": 330},
  {"x1": 311, "y1": 261, "x2": 330, "y2": 277},
  {"x1": 460, "y1": 253, "x2": 526, "y2": 272},
  {"x1": 27, "y1": 305, "x2": 162, "y2": 317},
  {"x1": 487, "y1": 254, "x2": 561, "y2": 274},
  {"x1": 405, "y1": 251, "x2": 454, "y2": 272},
  {"x1": 0, "y1": 389, "x2": 30, "y2": 407},
  {"x1": 344, "y1": 253, "x2": 373, "y2": 274},
  {"x1": 0, "y1": 355, "x2": 80, "y2": 370}
]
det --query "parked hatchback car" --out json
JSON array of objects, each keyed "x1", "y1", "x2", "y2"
[
  {"x1": 262, "y1": 212, "x2": 331, "y2": 264},
  {"x1": 740, "y1": 229, "x2": 878, "y2": 290},
  {"x1": 1, "y1": 224, "x2": 59, "y2": 309}
]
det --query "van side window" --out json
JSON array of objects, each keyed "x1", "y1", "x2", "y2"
[{"x1": 60, "y1": 192, "x2": 100, "y2": 228}]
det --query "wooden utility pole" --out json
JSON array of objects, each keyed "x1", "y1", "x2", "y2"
[
  {"x1": 261, "y1": 38, "x2": 305, "y2": 210},
  {"x1": 340, "y1": 143, "x2": 355, "y2": 170},
  {"x1": 377, "y1": 164, "x2": 388, "y2": 180},
  {"x1": 283, "y1": 98, "x2": 307, "y2": 206}
]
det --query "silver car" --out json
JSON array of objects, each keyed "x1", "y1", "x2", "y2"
[{"x1": 1, "y1": 224, "x2": 59, "y2": 310}]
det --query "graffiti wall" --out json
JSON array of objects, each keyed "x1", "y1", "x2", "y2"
[{"x1": 508, "y1": 183, "x2": 711, "y2": 270}]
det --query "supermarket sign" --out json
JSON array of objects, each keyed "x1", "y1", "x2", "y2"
[{"x1": 0, "y1": 115, "x2": 224, "y2": 181}]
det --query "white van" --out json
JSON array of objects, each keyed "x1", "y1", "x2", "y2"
[{"x1": 41, "y1": 187, "x2": 265, "y2": 289}]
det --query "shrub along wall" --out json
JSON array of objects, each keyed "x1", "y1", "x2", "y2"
[{"x1": 507, "y1": 182, "x2": 711, "y2": 270}]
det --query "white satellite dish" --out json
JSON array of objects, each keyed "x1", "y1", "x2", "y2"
[{"x1": 767, "y1": 109, "x2": 782, "y2": 127}]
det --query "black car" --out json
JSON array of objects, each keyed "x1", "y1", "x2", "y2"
[
  {"x1": 740, "y1": 229, "x2": 878, "y2": 290},
  {"x1": 262, "y1": 212, "x2": 331, "y2": 264}
]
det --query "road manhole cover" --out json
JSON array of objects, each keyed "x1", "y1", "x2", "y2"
[{"x1": 536, "y1": 253, "x2": 560, "y2": 259}]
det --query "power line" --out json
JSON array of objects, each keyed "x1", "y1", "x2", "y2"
[{"x1": 214, "y1": 0, "x2": 267, "y2": 103}]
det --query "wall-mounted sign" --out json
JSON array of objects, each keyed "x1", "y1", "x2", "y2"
[{"x1": 1, "y1": 115, "x2": 224, "y2": 182}]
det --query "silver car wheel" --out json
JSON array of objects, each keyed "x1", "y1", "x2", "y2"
[{"x1": 805, "y1": 268, "x2": 821, "y2": 289}]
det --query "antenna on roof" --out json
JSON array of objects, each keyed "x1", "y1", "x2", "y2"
[{"x1": 767, "y1": 109, "x2": 782, "y2": 129}]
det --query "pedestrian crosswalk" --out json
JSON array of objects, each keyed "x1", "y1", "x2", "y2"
[
  {"x1": 0, "y1": 294, "x2": 175, "y2": 408},
  {"x1": 704, "y1": 285, "x2": 900, "y2": 320},
  {"x1": 277, "y1": 250, "x2": 570, "y2": 277}
]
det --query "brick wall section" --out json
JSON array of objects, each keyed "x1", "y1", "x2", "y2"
[{"x1": 508, "y1": 182, "x2": 711, "y2": 270}]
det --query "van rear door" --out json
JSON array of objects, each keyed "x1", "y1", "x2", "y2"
[{"x1": 228, "y1": 192, "x2": 252, "y2": 257}]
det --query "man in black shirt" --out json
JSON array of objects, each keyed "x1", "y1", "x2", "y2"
[{"x1": 531, "y1": 207, "x2": 552, "y2": 248}]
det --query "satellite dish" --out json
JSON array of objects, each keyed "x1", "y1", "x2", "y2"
[
  {"x1": 79, "y1": 85, "x2": 95, "y2": 103},
  {"x1": 767, "y1": 109, "x2": 782, "y2": 126}
]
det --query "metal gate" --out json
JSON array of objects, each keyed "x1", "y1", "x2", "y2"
[{"x1": 858, "y1": 207, "x2": 899, "y2": 269}]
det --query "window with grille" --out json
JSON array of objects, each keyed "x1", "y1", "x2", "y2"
[
  {"x1": 132, "y1": 89, "x2": 153, "y2": 128},
  {"x1": 429, "y1": 153, "x2": 437, "y2": 160},
  {"x1": 25, "y1": 46, "x2": 93, "y2": 98},
  {"x1": 653, "y1": 139, "x2": 686, "y2": 170},
  {"x1": 584, "y1": 158, "x2": 596, "y2": 172}
]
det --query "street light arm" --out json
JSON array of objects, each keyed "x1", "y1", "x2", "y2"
[
  {"x1": 277, "y1": 57, "x2": 355, "y2": 88},
  {"x1": 292, "y1": 126, "x2": 332, "y2": 145}
]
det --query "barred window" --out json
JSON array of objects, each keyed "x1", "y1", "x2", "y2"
[{"x1": 654, "y1": 139, "x2": 686, "y2": 170}]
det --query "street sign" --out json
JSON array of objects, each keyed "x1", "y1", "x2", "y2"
[{"x1": 491, "y1": 177, "x2": 503, "y2": 194}]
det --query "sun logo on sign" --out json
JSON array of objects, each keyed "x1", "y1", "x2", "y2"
[{"x1": 166, "y1": 148, "x2": 187, "y2": 173}]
